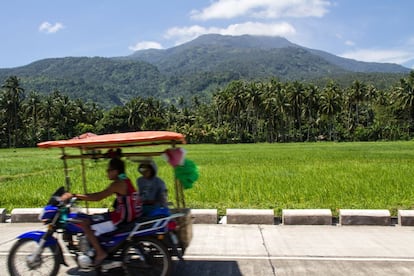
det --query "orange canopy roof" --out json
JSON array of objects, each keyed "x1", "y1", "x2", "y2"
[{"x1": 37, "y1": 131, "x2": 186, "y2": 149}]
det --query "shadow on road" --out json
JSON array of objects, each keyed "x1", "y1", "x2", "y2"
[
  {"x1": 173, "y1": 260, "x2": 243, "y2": 276},
  {"x1": 65, "y1": 260, "x2": 243, "y2": 275}
]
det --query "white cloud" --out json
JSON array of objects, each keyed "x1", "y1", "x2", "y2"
[
  {"x1": 165, "y1": 21, "x2": 296, "y2": 45},
  {"x1": 128, "y1": 41, "x2": 163, "y2": 51},
  {"x1": 345, "y1": 40, "x2": 355, "y2": 46},
  {"x1": 39, "y1": 22, "x2": 64, "y2": 33},
  {"x1": 340, "y1": 49, "x2": 414, "y2": 64},
  {"x1": 190, "y1": 0, "x2": 330, "y2": 20}
]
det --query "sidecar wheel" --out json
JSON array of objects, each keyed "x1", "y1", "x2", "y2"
[
  {"x1": 122, "y1": 237, "x2": 172, "y2": 276},
  {"x1": 7, "y1": 238, "x2": 60, "y2": 276}
]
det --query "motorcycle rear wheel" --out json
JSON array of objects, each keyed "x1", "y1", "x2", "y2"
[
  {"x1": 122, "y1": 236, "x2": 172, "y2": 276},
  {"x1": 7, "y1": 238, "x2": 60, "y2": 276}
]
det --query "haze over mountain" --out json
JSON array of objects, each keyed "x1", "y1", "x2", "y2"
[{"x1": 0, "y1": 34, "x2": 410, "y2": 108}]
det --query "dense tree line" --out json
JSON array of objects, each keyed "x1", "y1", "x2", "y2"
[{"x1": 1, "y1": 72, "x2": 414, "y2": 148}]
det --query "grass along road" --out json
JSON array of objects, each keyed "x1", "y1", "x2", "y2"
[{"x1": 1, "y1": 141, "x2": 413, "y2": 216}]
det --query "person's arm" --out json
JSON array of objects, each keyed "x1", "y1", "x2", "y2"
[
  {"x1": 157, "y1": 178, "x2": 168, "y2": 206},
  {"x1": 73, "y1": 189, "x2": 112, "y2": 202},
  {"x1": 62, "y1": 180, "x2": 124, "y2": 202}
]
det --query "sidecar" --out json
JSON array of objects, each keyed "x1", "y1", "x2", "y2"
[{"x1": 37, "y1": 130, "x2": 193, "y2": 256}]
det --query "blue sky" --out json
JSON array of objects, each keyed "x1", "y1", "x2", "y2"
[{"x1": 1, "y1": 0, "x2": 413, "y2": 69}]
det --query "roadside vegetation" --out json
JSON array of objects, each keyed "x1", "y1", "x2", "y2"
[
  {"x1": 2, "y1": 69, "x2": 414, "y2": 217},
  {"x1": 1, "y1": 71, "x2": 414, "y2": 148},
  {"x1": 1, "y1": 142, "x2": 413, "y2": 216}
]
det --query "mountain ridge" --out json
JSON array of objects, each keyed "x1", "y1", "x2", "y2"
[
  {"x1": 0, "y1": 34, "x2": 410, "y2": 108},
  {"x1": 128, "y1": 34, "x2": 409, "y2": 74}
]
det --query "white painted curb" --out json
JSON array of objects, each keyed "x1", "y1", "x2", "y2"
[
  {"x1": 282, "y1": 209, "x2": 332, "y2": 225},
  {"x1": 2, "y1": 208, "x2": 413, "y2": 226},
  {"x1": 191, "y1": 209, "x2": 218, "y2": 224},
  {"x1": 339, "y1": 209, "x2": 391, "y2": 226},
  {"x1": 226, "y1": 209, "x2": 274, "y2": 224}
]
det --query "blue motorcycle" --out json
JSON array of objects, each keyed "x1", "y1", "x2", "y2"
[
  {"x1": 7, "y1": 186, "x2": 185, "y2": 276},
  {"x1": 8, "y1": 131, "x2": 194, "y2": 275}
]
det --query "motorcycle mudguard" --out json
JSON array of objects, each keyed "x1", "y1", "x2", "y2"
[
  {"x1": 18, "y1": 231, "x2": 57, "y2": 247},
  {"x1": 17, "y1": 231, "x2": 68, "y2": 266}
]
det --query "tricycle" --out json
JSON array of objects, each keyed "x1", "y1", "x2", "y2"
[{"x1": 7, "y1": 131, "x2": 194, "y2": 276}]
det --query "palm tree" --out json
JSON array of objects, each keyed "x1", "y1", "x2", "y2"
[
  {"x1": 166, "y1": 104, "x2": 180, "y2": 127},
  {"x1": 346, "y1": 80, "x2": 367, "y2": 133},
  {"x1": 225, "y1": 80, "x2": 247, "y2": 135},
  {"x1": 126, "y1": 97, "x2": 145, "y2": 131},
  {"x1": 99, "y1": 105, "x2": 130, "y2": 133},
  {"x1": 276, "y1": 84, "x2": 292, "y2": 142},
  {"x1": 319, "y1": 81, "x2": 342, "y2": 141},
  {"x1": 262, "y1": 80, "x2": 282, "y2": 142},
  {"x1": 23, "y1": 91, "x2": 43, "y2": 145},
  {"x1": 41, "y1": 96, "x2": 56, "y2": 140},
  {"x1": 262, "y1": 80, "x2": 290, "y2": 142},
  {"x1": 245, "y1": 81, "x2": 263, "y2": 140},
  {"x1": 287, "y1": 81, "x2": 305, "y2": 141},
  {"x1": 303, "y1": 84, "x2": 320, "y2": 141},
  {"x1": 0, "y1": 89, "x2": 8, "y2": 146},
  {"x1": 56, "y1": 94, "x2": 76, "y2": 138},
  {"x1": 1, "y1": 76, "x2": 25, "y2": 147},
  {"x1": 392, "y1": 71, "x2": 414, "y2": 136},
  {"x1": 144, "y1": 97, "x2": 165, "y2": 119},
  {"x1": 141, "y1": 97, "x2": 167, "y2": 130},
  {"x1": 213, "y1": 89, "x2": 229, "y2": 128}
]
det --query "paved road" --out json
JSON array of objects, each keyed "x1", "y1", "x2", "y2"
[{"x1": 1, "y1": 223, "x2": 414, "y2": 275}]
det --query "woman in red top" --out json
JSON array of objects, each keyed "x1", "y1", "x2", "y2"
[{"x1": 61, "y1": 158, "x2": 142, "y2": 266}]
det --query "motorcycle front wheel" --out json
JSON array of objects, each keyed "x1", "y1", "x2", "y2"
[
  {"x1": 122, "y1": 236, "x2": 172, "y2": 276},
  {"x1": 7, "y1": 238, "x2": 60, "y2": 276}
]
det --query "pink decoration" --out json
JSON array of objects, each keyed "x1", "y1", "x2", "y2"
[{"x1": 162, "y1": 148, "x2": 186, "y2": 167}]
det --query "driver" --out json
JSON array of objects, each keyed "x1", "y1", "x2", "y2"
[{"x1": 61, "y1": 157, "x2": 142, "y2": 266}]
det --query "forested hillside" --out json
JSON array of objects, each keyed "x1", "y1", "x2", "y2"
[
  {"x1": 0, "y1": 57, "x2": 162, "y2": 107},
  {"x1": 0, "y1": 35, "x2": 409, "y2": 108},
  {"x1": 1, "y1": 34, "x2": 413, "y2": 148},
  {"x1": 130, "y1": 34, "x2": 409, "y2": 75},
  {"x1": 1, "y1": 71, "x2": 414, "y2": 148}
]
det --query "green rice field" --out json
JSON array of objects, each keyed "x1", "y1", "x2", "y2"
[{"x1": 1, "y1": 141, "x2": 414, "y2": 216}]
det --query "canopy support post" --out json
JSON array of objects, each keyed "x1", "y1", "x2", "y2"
[
  {"x1": 80, "y1": 148, "x2": 89, "y2": 211},
  {"x1": 174, "y1": 179, "x2": 185, "y2": 209},
  {"x1": 171, "y1": 142, "x2": 186, "y2": 208},
  {"x1": 61, "y1": 148, "x2": 71, "y2": 192}
]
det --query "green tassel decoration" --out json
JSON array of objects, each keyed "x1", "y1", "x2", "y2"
[{"x1": 174, "y1": 159, "x2": 199, "y2": 189}]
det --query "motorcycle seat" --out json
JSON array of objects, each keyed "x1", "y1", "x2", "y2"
[{"x1": 99, "y1": 214, "x2": 169, "y2": 240}]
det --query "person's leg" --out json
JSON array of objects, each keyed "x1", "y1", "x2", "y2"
[{"x1": 79, "y1": 218, "x2": 108, "y2": 265}]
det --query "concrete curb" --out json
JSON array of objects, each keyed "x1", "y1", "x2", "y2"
[
  {"x1": 226, "y1": 209, "x2": 274, "y2": 224},
  {"x1": 282, "y1": 209, "x2": 332, "y2": 225},
  {"x1": 9, "y1": 208, "x2": 109, "y2": 223},
  {"x1": 398, "y1": 210, "x2": 414, "y2": 226},
  {"x1": 0, "y1": 208, "x2": 6, "y2": 223},
  {"x1": 339, "y1": 209, "x2": 391, "y2": 226},
  {"x1": 3, "y1": 208, "x2": 414, "y2": 226},
  {"x1": 11, "y1": 208, "x2": 43, "y2": 223},
  {"x1": 191, "y1": 209, "x2": 218, "y2": 224}
]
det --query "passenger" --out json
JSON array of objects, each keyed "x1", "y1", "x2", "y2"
[
  {"x1": 61, "y1": 158, "x2": 142, "y2": 266},
  {"x1": 136, "y1": 160, "x2": 168, "y2": 216}
]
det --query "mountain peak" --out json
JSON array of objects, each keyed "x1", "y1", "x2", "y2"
[
  {"x1": 129, "y1": 34, "x2": 409, "y2": 74},
  {"x1": 186, "y1": 34, "x2": 297, "y2": 50},
  {"x1": 1, "y1": 34, "x2": 410, "y2": 108}
]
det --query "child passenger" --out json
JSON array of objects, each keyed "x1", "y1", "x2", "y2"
[{"x1": 136, "y1": 160, "x2": 168, "y2": 216}]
